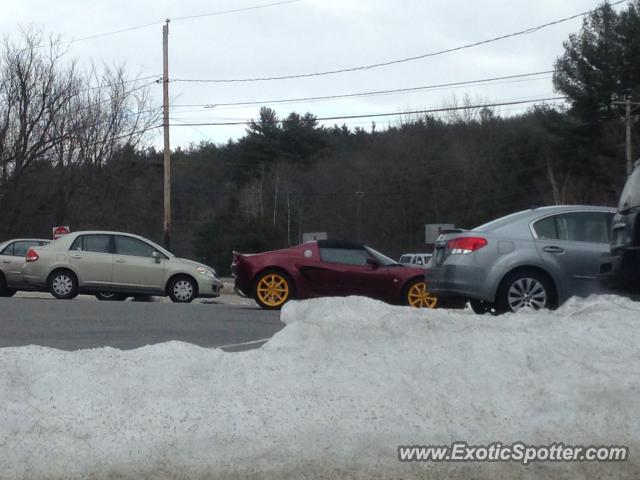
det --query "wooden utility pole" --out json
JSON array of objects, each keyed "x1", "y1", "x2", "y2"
[
  {"x1": 613, "y1": 94, "x2": 640, "y2": 176},
  {"x1": 625, "y1": 97, "x2": 633, "y2": 176},
  {"x1": 162, "y1": 19, "x2": 171, "y2": 249}
]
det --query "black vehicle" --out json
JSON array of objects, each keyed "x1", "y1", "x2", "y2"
[{"x1": 601, "y1": 161, "x2": 640, "y2": 292}]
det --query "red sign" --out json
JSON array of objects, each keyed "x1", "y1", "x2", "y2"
[{"x1": 52, "y1": 226, "x2": 70, "y2": 240}]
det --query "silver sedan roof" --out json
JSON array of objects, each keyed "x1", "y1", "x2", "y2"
[{"x1": 473, "y1": 205, "x2": 615, "y2": 233}]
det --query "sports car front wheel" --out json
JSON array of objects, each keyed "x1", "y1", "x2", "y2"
[
  {"x1": 405, "y1": 279, "x2": 438, "y2": 308},
  {"x1": 254, "y1": 270, "x2": 293, "y2": 310}
]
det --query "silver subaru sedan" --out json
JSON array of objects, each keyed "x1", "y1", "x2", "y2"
[
  {"x1": 426, "y1": 205, "x2": 615, "y2": 313},
  {"x1": 21, "y1": 231, "x2": 223, "y2": 302}
]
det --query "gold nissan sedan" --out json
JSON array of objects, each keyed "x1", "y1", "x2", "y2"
[{"x1": 21, "y1": 231, "x2": 223, "y2": 302}]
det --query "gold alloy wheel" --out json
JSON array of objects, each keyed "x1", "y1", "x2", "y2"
[
  {"x1": 256, "y1": 273, "x2": 290, "y2": 308},
  {"x1": 407, "y1": 281, "x2": 438, "y2": 308}
]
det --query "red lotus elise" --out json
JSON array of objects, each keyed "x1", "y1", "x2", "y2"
[{"x1": 231, "y1": 240, "x2": 438, "y2": 310}]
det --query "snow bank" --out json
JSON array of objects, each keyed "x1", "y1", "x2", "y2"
[{"x1": 1, "y1": 296, "x2": 639, "y2": 479}]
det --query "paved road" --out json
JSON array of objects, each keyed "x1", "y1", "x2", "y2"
[{"x1": 0, "y1": 297, "x2": 283, "y2": 351}]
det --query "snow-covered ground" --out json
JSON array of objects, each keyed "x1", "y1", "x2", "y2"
[{"x1": 1, "y1": 295, "x2": 639, "y2": 479}]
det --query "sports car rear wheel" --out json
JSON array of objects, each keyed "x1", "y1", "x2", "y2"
[
  {"x1": 405, "y1": 279, "x2": 438, "y2": 308},
  {"x1": 254, "y1": 270, "x2": 293, "y2": 310}
]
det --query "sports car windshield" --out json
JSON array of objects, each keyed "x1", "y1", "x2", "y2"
[{"x1": 365, "y1": 246, "x2": 400, "y2": 266}]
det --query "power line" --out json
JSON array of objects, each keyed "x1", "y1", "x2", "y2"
[
  {"x1": 167, "y1": 102, "x2": 569, "y2": 130},
  {"x1": 66, "y1": 0, "x2": 301, "y2": 44},
  {"x1": 76, "y1": 124, "x2": 162, "y2": 144},
  {"x1": 170, "y1": 119, "x2": 215, "y2": 142},
  {"x1": 169, "y1": 65, "x2": 639, "y2": 113},
  {"x1": 182, "y1": 71, "x2": 553, "y2": 109},
  {"x1": 311, "y1": 102, "x2": 569, "y2": 126},
  {"x1": 171, "y1": 0, "x2": 628, "y2": 83},
  {"x1": 169, "y1": 74, "x2": 553, "y2": 113},
  {"x1": 68, "y1": 22, "x2": 163, "y2": 44},
  {"x1": 170, "y1": 99, "x2": 566, "y2": 124},
  {"x1": 0, "y1": 79, "x2": 159, "y2": 108},
  {"x1": 78, "y1": 79, "x2": 160, "y2": 102},
  {"x1": 169, "y1": 84, "x2": 633, "y2": 129},
  {"x1": 83, "y1": 75, "x2": 161, "y2": 91},
  {"x1": 167, "y1": 96, "x2": 568, "y2": 126},
  {"x1": 171, "y1": 0, "x2": 301, "y2": 22}
]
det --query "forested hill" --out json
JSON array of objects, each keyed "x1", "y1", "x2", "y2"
[{"x1": 2, "y1": 104, "x2": 626, "y2": 273}]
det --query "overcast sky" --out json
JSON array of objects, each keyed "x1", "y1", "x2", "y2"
[{"x1": 0, "y1": 0, "x2": 625, "y2": 147}]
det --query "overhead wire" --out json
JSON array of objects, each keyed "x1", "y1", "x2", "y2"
[
  {"x1": 170, "y1": 0, "x2": 301, "y2": 22},
  {"x1": 167, "y1": 96, "x2": 569, "y2": 127},
  {"x1": 169, "y1": 71, "x2": 554, "y2": 110},
  {"x1": 170, "y1": 0, "x2": 629, "y2": 83},
  {"x1": 66, "y1": 0, "x2": 301, "y2": 44}
]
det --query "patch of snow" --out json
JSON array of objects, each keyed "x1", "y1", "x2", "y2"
[{"x1": 1, "y1": 295, "x2": 639, "y2": 479}]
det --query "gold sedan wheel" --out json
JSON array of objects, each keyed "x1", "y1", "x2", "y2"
[
  {"x1": 255, "y1": 272, "x2": 292, "y2": 309},
  {"x1": 407, "y1": 281, "x2": 438, "y2": 309}
]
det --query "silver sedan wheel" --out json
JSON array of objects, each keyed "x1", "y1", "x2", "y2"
[
  {"x1": 507, "y1": 277, "x2": 547, "y2": 311},
  {"x1": 173, "y1": 280, "x2": 194, "y2": 302},
  {"x1": 52, "y1": 274, "x2": 74, "y2": 297}
]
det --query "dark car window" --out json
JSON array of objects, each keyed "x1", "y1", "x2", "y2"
[
  {"x1": 533, "y1": 216, "x2": 559, "y2": 239},
  {"x1": 320, "y1": 247, "x2": 369, "y2": 266},
  {"x1": 1, "y1": 241, "x2": 47, "y2": 256},
  {"x1": 82, "y1": 235, "x2": 112, "y2": 254},
  {"x1": 536, "y1": 212, "x2": 612, "y2": 243},
  {"x1": 70, "y1": 236, "x2": 83, "y2": 251},
  {"x1": 0, "y1": 242, "x2": 14, "y2": 256},
  {"x1": 618, "y1": 167, "x2": 640, "y2": 211},
  {"x1": 115, "y1": 235, "x2": 156, "y2": 258},
  {"x1": 12, "y1": 241, "x2": 41, "y2": 257},
  {"x1": 557, "y1": 212, "x2": 612, "y2": 243}
]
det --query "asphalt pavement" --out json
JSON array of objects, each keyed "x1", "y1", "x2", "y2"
[{"x1": 0, "y1": 295, "x2": 283, "y2": 351}]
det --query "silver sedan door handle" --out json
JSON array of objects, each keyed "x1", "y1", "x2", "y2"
[
  {"x1": 115, "y1": 258, "x2": 126, "y2": 263},
  {"x1": 1, "y1": 260, "x2": 11, "y2": 264},
  {"x1": 70, "y1": 254, "x2": 82, "y2": 259},
  {"x1": 543, "y1": 246, "x2": 565, "y2": 254}
]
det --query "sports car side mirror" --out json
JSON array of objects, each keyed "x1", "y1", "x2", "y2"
[{"x1": 366, "y1": 258, "x2": 379, "y2": 269}]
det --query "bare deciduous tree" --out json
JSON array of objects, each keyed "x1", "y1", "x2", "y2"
[{"x1": 0, "y1": 27, "x2": 159, "y2": 233}]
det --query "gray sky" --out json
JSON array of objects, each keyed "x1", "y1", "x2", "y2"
[{"x1": 0, "y1": 0, "x2": 624, "y2": 147}]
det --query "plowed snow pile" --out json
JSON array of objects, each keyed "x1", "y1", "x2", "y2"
[{"x1": 1, "y1": 295, "x2": 639, "y2": 479}]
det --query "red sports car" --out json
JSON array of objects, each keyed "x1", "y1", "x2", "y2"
[{"x1": 231, "y1": 240, "x2": 438, "y2": 310}]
